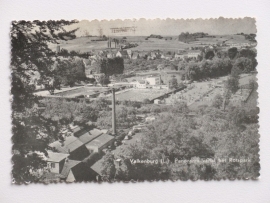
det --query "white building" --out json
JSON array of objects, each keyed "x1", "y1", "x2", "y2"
[{"x1": 145, "y1": 76, "x2": 161, "y2": 85}]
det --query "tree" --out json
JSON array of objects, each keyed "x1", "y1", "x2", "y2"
[
  {"x1": 212, "y1": 94, "x2": 223, "y2": 109},
  {"x1": 169, "y1": 76, "x2": 178, "y2": 89},
  {"x1": 205, "y1": 50, "x2": 215, "y2": 60},
  {"x1": 233, "y1": 57, "x2": 254, "y2": 73},
  {"x1": 228, "y1": 47, "x2": 238, "y2": 60},
  {"x1": 11, "y1": 20, "x2": 78, "y2": 183},
  {"x1": 100, "y1": 152, "x2": 116, "y2": 181},
  {"x1": 222, "y1": 74, "x2": 239, "y2": 111},
  {"x1": 99, "y1": 75, "x2": 110, "y2": 86}
]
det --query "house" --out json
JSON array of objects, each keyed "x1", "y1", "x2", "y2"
[
  {"x1": 187, "y1": 51, "x2": 201, "y2": 59},
  {"x1": 154, "y1": 99, "x2": 161, "y2": 104},
  {"x1": 85, "y1": 134, "x2": 115, "y2": 153},
  {"x1": 175, "y1": 54, "x2": 187, "y2": 60},
  {"x1": 145, "y1": 115, "x2": 156, "y2": 122},
  {"x1": 135, "y1": 80, "x2": 147, "y2": 89},
  {"x1": 46, "y1": 151, "x2": 69, "y2": 174},
  {"x1": 145, "y1": 76, "x2": 161, "y2": 86},
  {"x1": 107, "y1": 52, "x2": 116, "y2": 58},
  {"x1": 131, "y1": 52, "x2": 140, "y2": 59},
  {"x1": 116, "y1": 50, "x2": 129, "y2": 59},
  {"x1": 49, "y1": 136, "x2": 90, "y2": 161},
  {"x1": 60, "y1": 159, "x2": 98, "y2": 182},
  {"x1": 126, "y1": 49, "x2": 132, "y2": 58}
]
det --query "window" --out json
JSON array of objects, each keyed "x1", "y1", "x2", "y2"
[{"x1": 51, "y1": 163, "x2": 55, "y2": 168}]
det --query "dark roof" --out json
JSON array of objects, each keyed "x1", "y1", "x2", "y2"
[
  {"x1": 49, "y1": 136, "x2": 85, "y2": 154},
  {"x1": 47, "y1": 151, "x2": 69, "y2": 163},
  {"x1": 86, "y1": 134, "x2": 114, "y2": 148},
  {"x1": 77, "y1": 130, "x2": 102, "y2": 144},
  {"x1": 60, "y1": 160, "x2": 81, "y2": 178}
]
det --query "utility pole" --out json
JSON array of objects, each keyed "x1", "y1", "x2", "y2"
[{"x1": 111, "y1": 88, "x2": 116, "y2": 136}]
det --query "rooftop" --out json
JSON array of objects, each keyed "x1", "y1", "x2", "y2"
[
  {"x1": 49, "y1": 136, "x2": 85, "y2": 154},
  {"x1": 47, "y1": 151, "x2": 69, "y2": 163},
  {"x1": 60, "y1": 160, "x2": 81, "y2": 178},
  {"x1": 86, "y1": 134, "x2": 114, "y2": 148},
  {"x1": 77, "y1": 130, "x2": 103, "y2": 144},
  {"x1": 89, "y1": 128, "x2": 103, "y2": 137}
]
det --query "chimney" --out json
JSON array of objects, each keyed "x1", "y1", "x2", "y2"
[{"x1": 111, "y1": 88, "x2": 116, "y2": 136}]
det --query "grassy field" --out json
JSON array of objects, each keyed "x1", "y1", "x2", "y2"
[
  {"x1": 47, "y1": 34, "x2": 250, "y2": 53},
  {"x1": 48, "y1": 37, "x2": 109, "y2": 52},
  {"x1": 115, "y1": 88, "x2": 168, "y2": 102}
]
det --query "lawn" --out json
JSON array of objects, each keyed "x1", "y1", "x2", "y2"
[{"x1": 115, "y1": 88, "x2": 168, "y2": 102}]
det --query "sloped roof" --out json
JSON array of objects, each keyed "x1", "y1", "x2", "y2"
[
  {"x1": 60, "y1": 160, "x2": 81, "y2": 178},
  {"x1": 89, "y1": 128, "x2": 103, "y2": 137},
  {"x1": 118, "y1": 50, "x2": 129, "y2": 56},
  {"x1": 47, "y1": 151, "x2": 69, "y2": 163},
  {"x1": 86, "y1": 134, "x2": 114, "y2": 148},
  {"x1": 49, "y1": 136, "x2": 85, "y2": 154},
  {"x1": 77, "y1": 130, "x2": 102, "y2": 144}
]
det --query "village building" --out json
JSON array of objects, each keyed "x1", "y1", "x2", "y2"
[
  {"x1": 131, "y1": 52, "x2": 140, "y2": 59},
  {"x1": 154, "y1": 99, "x2": 161, "y2": 104},
  {"x1": 187, "y1": 51, "x2": 201, "y2": 59},
  {"x1": 145, "y1": 76, "x2": 161, "y2": 86},
  {"x1": 126, "y1": 49, "x2": 132, "y2": 58},
  {"x1": 175, "y1": 54, "x2": 187, "y2": 60},
  {"x1": 135, "y1": 80, "x2": 147, "y2": 89},
  {"x1": 106, "y1": 52, "x2": 116, "y2": 58},
  {"x1": 116, "y1": 50, "x2": 130, "y2": 59},
  {"x1": 60, "y1": 159, "x2": 97, "y2": 182},
  {"x1": 49, "y1": 136, "x2": 90, "y2": 161},
  {"x1": 46, "y1": 151, "x2": 69, "y2": 174},
  {"x1": 85, "y1": 134, "x2": 115, "y2": 153}
]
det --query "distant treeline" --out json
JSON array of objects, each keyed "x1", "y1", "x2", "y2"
[
  {"x1": 178, "y1": 32, "x2": 209, "y2": 43},
  {"x1": 145, "y1": 34, "x2": 163, "y2": 40},
  {"x1": 57, "y1": 48, "x2": 91, "y2": 59},
  {"x1": 236, "y1": 33, "x2": 257, "y2": 42},
  {"x1": 179, "y1": 48, "x2": 257, "y2": 81}
]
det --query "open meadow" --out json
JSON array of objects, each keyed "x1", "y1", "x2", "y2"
[
  {"x1": 115, "y1": 88, "x2": 168, "y2": 102},
  {"x1": 47, "y1": 34, "x2": 251, "y2": 53}
]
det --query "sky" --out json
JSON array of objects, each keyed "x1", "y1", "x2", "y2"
[{"x1": 65, "y1": 17, "x2": 257, "y2": 37}]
